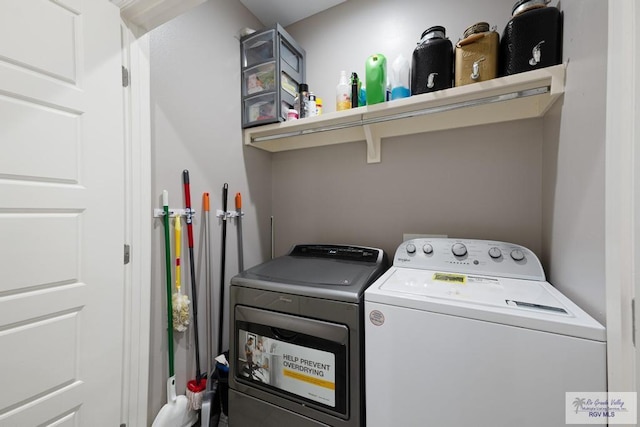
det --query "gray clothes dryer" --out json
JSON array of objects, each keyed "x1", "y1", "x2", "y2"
[{"x1": 228, "y1": 244, "x2": 388, "y2": 427}]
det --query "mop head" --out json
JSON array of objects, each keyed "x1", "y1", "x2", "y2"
[
  {"x1": 172, "y1": 292, "x2": 191, "y2": 332},
  {"x1": 186, "y1": 378, "x2": 207, "y2": 410}
]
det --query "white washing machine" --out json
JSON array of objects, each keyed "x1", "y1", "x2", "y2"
[{"x1": 365, "y1": 238, "x2": 606, "y2": 427}]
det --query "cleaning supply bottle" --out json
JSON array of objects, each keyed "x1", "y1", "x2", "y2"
[
  {"x1": 295, "y1": 83, "x2": 310, "y2": 118},
  {"x1": 316, "y1": 97, "x2": 323, "y2": 115},
  {"x1": 359, "y1": 84, "x2": 366, "y2": 107},
  {"x1": 350, "y1": 72, "x2": 360, "y2": 109},
  {"x1": 336, "y1": 70, "x2": 351, "y2": 111},
  {"x1": 365, "y1": 54, "x2": 387, "y2": 105},
  {"x1": 390, "y1": 54, "x2": 411, "y2": 99},
  {"x1": 308, "y1": 92, "x2": 318, "y2": 117}
]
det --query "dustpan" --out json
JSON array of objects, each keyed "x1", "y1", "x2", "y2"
[{"x1": 153, "y1": 377, "x2": 198, "y2": 427}]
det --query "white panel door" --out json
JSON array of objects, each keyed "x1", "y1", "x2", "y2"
[{"x1": 0, "y1": 1, "x2": 125, "y2": 425}]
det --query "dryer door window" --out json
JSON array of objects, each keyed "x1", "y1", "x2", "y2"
[{"x1": 234, "y1": 305, "x2": 349, "y2": 417}]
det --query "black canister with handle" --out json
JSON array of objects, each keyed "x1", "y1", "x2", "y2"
[
  {"x1": 411, "y1": 26, "x2": 453, "y2": 95},
  {"x1": 500, "y1": 0, "x2": 563, "y2": 76}
]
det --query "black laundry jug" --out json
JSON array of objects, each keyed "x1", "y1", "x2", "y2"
[
  {"x1": 411, "y1": 26, "x2": 453, "y2": 95},
  {"x1": 500, "y1": 0, "x2": 563, "y2": 76}
]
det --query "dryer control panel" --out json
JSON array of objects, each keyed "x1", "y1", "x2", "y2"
[{"x1": 394, "y1": 238, "x2": 545, "y2": 281}]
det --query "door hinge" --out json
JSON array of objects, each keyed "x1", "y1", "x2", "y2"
[
  {"x1": 122, "y1": 66, "x2": 129, "y2": 87},
  {"x1": 124, "y1": 244, "x2": 131, "y2": 265},
  {"x1": 633, "y1": 298, "x2": 636, "y2": 347}
]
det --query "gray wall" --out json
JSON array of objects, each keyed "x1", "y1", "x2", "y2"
[
  {"x1": 148, "y1": 0, "x2": 270, "y2": 419},
  {"x1": 542, "y1": 0, "x2": 607, "y2": 323},
  {"x1": 280, "y1": 0, "x2": 541, "y2": 257},
  {"x1": 272, "y1": 121, "x2": 543, "y2": 258}
]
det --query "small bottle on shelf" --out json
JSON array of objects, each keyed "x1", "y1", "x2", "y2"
[
  {"x1": 350, "y1": 72, "x2": 360, "y2": 109},
  {"x1": 295, "y1": 83, "x2": 310, "y2": 118},
  {"x1": 336, "y1": 70, "x2": 351, "y2": 111},
  {"x1": 308, "y1": 92, "x2": 318, "y2": 117}
]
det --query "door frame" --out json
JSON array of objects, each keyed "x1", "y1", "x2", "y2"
[
  {"x1": 605, "y1": 0, "x2": 637, "y2": 394},
  {"x1": 635, "y1": 0, "x2": 640, "y2": 400},
  {"x1": 120, "y1": 22, "x2": 152, "y2": 427},
  {"x1": 116, "y1": 1, "x2": 205, "y2": 424}
]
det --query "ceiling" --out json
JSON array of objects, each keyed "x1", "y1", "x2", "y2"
[
  {"x1": 112, "y1": 0, "x2": 207, "y2": 32},
  {"x1": 239, "y1": 0, "x2": 347, "y2": 27}
]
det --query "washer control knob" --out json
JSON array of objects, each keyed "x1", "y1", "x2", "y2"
[
  {"x1": 406, "y1": 243, "x2": 416, "y2": 254},
  {"x1": 422, "y1": 244, "x2": 434, "y2": 255},
  {"x1": 451, "y1": 243, "x2": 467, "y2": 257},
  {"x1": 510, "y1": 249, "x2": 525, "y2": 261},
  {"x1": 488, "y1": 247, "x2": 502, "y2": 259}
]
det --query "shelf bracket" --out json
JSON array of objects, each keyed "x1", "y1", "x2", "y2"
[{"x1": 363, "y1": 124, "x2": 381, "y2": 163}]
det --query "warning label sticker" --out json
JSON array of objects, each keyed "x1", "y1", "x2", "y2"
[{"x1": 432, "y1": 272, "x2": 467, "y2": 284}]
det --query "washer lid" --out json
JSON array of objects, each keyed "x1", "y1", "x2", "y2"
[{"x1": 365, "y1": 267, "x2": 605, "y2": 341}]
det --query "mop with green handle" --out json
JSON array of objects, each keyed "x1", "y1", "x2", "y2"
[{"x1": 152, "y1": 190, "x2": 197, "y2": 427}]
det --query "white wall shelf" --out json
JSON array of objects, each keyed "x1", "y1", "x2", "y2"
[{"x1": 244, "y1": 64, "x2": 566, "y2": 163}]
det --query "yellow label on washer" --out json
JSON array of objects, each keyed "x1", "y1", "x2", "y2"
[{"x1": 432, "y1": 272, "x2": 467, "y2": 284}]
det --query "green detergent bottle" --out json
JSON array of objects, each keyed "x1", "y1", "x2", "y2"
[{"x1": 365, "y1": 54, "x2": 387, "y2": 105}]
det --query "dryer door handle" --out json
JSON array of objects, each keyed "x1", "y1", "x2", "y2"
[{"x1": 271, "y1": 327, "x2": 298, "y2": 342}]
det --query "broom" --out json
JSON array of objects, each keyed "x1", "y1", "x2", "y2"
[{"x1": 173, "y1": 215, "x2": 190, "y2": 332}]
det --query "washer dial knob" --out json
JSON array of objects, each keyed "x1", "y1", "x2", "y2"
[
  {"x1": 488, "y1": 247, "x2": 502, "y2": 259},
  {"x1": 406, "y1": 243, "x2": 416, "y2": 254},
  {"x1": 510, "y1": 249, "x2": 525, "y2": 261},
  {"x1": 423, "y1": 244, "x2": 434, "y2": 254},
  {"x1": 451, "y1": 243, "x2": 467, "y2": 257}
]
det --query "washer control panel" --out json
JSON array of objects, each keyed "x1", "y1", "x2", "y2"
[{"x1": 394, "y1": 238, "x2": 545, "y2": 281}]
